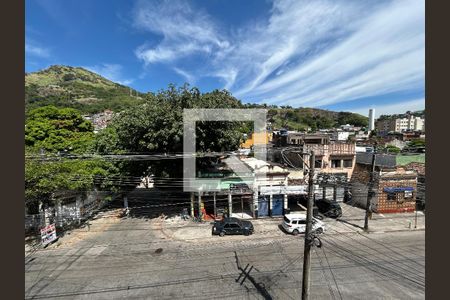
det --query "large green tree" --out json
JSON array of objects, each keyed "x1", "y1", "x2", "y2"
[
  {"x1": 94, "y1": 85, "x2": 248, "y2": 187},
  {"x1": 25, "y1": 106, "x2": 118, "y2": 210},
  {"x1": 25, "y1": 105, "x2": 95, "y2": 153}
]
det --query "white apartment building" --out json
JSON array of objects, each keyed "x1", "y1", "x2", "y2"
[{"x1": 376, "y1": 115, "x2": 425, "y2": 133}]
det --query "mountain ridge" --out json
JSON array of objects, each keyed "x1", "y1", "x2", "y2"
[
  {"x1": 25, "y1": 65, "x2": 144, "y2": 114},
  {"x1": 25, "y1": 65, "x2": 369, "y2": 129}
]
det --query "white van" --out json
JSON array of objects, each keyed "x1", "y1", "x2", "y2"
[{"x1": 281, "y1": 213, "x2": 325, "y2": 235}]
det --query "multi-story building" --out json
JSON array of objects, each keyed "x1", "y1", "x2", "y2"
[
  {"x1": 272, "y1": 134, "x2": 356, "y2": 179},
  {"x1": 376, "y1": 115, "x2": 425, "y2": 134},
  {"x1": 269, "y1": 133, "x2": 356, "y2": 205}
]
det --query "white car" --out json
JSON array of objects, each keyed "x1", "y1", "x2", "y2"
[{"x1": 281, "y1": 213, "x2": 325, "y2": 235}]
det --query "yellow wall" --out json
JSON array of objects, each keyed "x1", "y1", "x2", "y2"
[{"x1": 241, "y1": 132, "x2": 272, "y2": 149}]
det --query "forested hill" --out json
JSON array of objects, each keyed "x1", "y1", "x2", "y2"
[
  {"x1": 252, "y1": 106, "x2": 368, "y2": 130},
  {"x1": 26, "y1": 65, "x2": 368, "y2": 129},
  {"x1": 25, "y1": 65, "x2": 145, "y2": 114}
]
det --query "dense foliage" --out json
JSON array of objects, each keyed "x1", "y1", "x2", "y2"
[
  {"x1": 25, "y1": 158, "x2": 118, "y2": 207},
  {"x1": 25, "y1": 106, "x2": 95, "y2": 153},
  {"x1": 94, "y1": 85, "x2": 248, "y2": 185},
  {"x1": 25, "y1": 106, "x2": 118, "y2": 207},
  {"x1": 267, "y1": 108, "x2": 368, "y2": 131},
  {"x1": 384, "y1": 145, "x2": 401, "y2": 153},
  {"x1": 408, "y1": 139, "x2": 425, "y2": 148},
  {"x1": 377, "y1": 110, "x2": 425, "y2": 121}
]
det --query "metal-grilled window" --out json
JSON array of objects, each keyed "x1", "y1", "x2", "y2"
[
  {"x1": 331, "y1": 159, "x2": 341, "y2": 168},
  {"x1": 315, "y1": 160, "x2": 322, "y2": 168},
  {"x1": 387, "y1": 192, "x2": 396, "y2": 201},
  {"x1": 343, "y1": 159, "x2": 353, "y2": 168}
]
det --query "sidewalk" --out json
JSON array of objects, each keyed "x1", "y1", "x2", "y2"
[
  {"x1": 160, "y1": 205, "x2": 425, "y2": 243},
  {"x1": 25, "y1": 208, "x2": 124, "y2": 255}
]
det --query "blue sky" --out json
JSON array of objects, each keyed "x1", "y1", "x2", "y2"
[{"x1": 26, "y1": 0, "x2": 425, "y2": 117}]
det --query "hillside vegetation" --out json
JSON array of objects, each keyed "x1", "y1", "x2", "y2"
[
  {"x1": 268, "y1": 107, "x2": 368, "y2": 131},
  {"x1": 378, "y1": 110, "x2": 425, "y2": 121},
  {"x1": 25, "y1": 65, "x2": 145, "y2": 114},
  {"x1": 25, "y1": 65, "x2": 369, "y2": 130},
  {"x1": 241, "y1": 106, "x2": 366, "y2": 131}
]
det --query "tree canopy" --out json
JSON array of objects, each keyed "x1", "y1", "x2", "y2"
[
  {"x1": 94, "y1": 85, "x2": 248, "y2": 186},
  {"x1": 25, "y1": 106, "x2": 118, "y2": 208},
  {"x1": 25, "y1": 105, "x2": 95, "y2": 153}
]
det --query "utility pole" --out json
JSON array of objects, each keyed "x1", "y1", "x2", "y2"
[
  {"x1": 364, "y1": 153, "x2": 377, "y2": 231},
  {"x1": 414, "y1": 205, "x2": 418, "y2": 229},
  {"x1": 301, "y1": 151, "x2": 315, "y2": 300}
]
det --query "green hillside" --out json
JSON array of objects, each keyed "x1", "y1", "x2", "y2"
[
  {"x1": 378, "y1": 110, "x2": 425, "y2": 121},
  {"x1": 25, "y1": 65, "x2": 369, "y2": 130},
  {"x1": 25, "y1": 65, "x2": 145, "y2": 114},
  {"x1": 267, "y1": 107, "x2": 368, "y2": 131}
]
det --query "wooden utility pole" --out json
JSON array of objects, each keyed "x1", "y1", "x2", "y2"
[
  {"x1": 301, "y1": 151, "x2": 315, "y2": 300},
  {"x1": 364, "y1": 153, "x2": 377, "y2": 231}
]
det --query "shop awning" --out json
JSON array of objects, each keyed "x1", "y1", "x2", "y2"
[{"x1": 383, "y1": 187, "x2": 414, "y2": 193}]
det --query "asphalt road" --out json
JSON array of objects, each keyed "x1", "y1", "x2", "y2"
[{"x1": 25, "y1": 212, "x2": 425, "y2": 300}]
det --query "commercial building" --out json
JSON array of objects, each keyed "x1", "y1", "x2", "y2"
[
  {"x1": 350, "y1": 153, "x2": 418, "y2": 213},
  {"x1": 190, "y1": 157, "x2": 307, "y2": 219}
]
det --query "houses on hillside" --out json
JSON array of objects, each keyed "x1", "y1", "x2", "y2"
[{"x1": 82, "y1": 109, "x2": 114, "y2": 133}]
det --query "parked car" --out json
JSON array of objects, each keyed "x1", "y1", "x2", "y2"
[
  {"x1": 212, "y1": 217, "x2": 254, "y2": 237},
  {"x1": 295, "y1": 195, "x2": 322, "y2": 219},
  {"x1": 315, "y1": 199, "x2": 342, "y2": 218},
  {"x1": 281, "y1": 213, "x2": 325, "y2": 236}
]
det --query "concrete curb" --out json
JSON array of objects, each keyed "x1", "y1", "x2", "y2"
[{"x1": 369, "y1": 228, "x2": 425, "y2": 234}]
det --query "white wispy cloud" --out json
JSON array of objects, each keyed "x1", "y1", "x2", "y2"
[
  {"x1": 350, "y1": 98, "x2": 425, "y2": 117},
  {"x1": 173, "y1": 67, "x2": 195, "y2": 84},
  {"x1": 133, "y1": 0, "x2": 229, "y2": 65},
  {"x1": 240, "y1": 0, "x2": 424, "y2": 107},
  {"x1": 131, "y1": 0, "x2": 424, "y2": 108},
  {"x1": 84, "y1": 63, "x2": 134, "y2": 85},
  {"x1": 25, "y1": 41, "x2": 50, "y2": 58}
]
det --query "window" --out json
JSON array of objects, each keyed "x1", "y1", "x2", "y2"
[
  {"x1": 230, "y1": 224, "x2": 241, "y2": 229},
  {"x1": 343, "y1": 159, "x2": 353, "y2": 168},
  {"x1": 292, "y1": 220, "x2": 298, "y2": 224},
  {"x1": 224, "y1": 224, "x2": 231, "y2": 229},
  {"x1": 315, "y1": 160, "x2": 322, "y2": 169},
  {"x1": 387, "y1": 193, "x2": 396, "y2": 201},
  {"x1": 404, "y1": 191, "x2": 413, "y2": 198},
  {"x1": 331, "y1": 159, "x2": 341, "y2": 168},
  {"x1": 298, "y1": 220, "x2": 306, "y2": 225}
]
